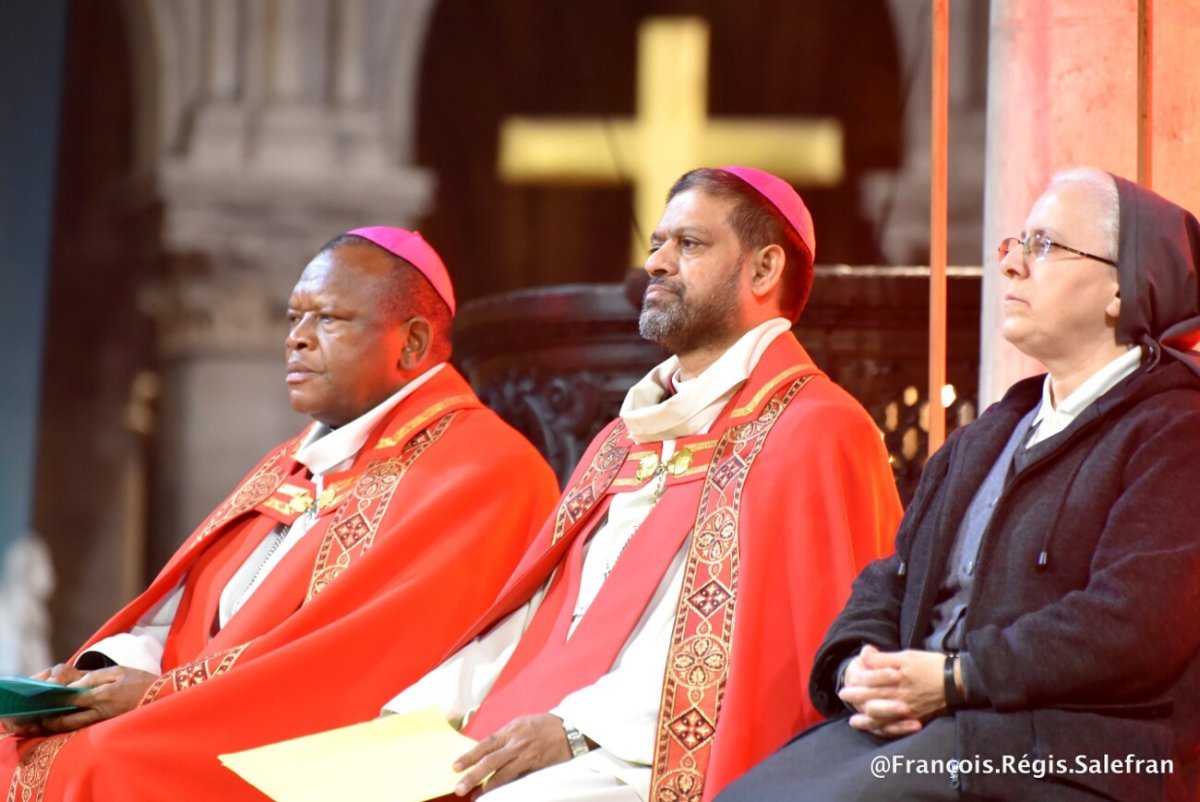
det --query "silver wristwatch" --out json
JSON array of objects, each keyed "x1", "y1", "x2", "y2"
[{"x1": 563, "y1": 724, "x2": 591, "y2": 758}]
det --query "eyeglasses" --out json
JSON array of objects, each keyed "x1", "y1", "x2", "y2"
[{"x1": 996, "y1": 233, "x2": 1117, "y2": 267}]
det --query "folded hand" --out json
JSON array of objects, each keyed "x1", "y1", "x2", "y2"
[{"x1": 838, "y1": 645, "x2": 946, "y2": 739}]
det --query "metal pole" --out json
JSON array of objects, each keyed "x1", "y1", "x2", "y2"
[
  {"x1": 1137, "y1": 0, "x2": 1154, "y2": 187},
  {"x1": 928, "y1": 0, "x2": 949, "y2": 455}
]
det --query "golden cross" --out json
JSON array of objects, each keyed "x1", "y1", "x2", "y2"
[{"x1": 498, "y1": 16, "x2": 845, "y2": 267}]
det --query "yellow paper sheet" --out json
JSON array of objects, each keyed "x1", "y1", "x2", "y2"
[{"x1": 219, "y1": 707, "x2": 476, "y2": 802}]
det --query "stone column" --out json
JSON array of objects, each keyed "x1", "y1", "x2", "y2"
[
  {"x1": 120, "y1": 0, "x2": 439, "y2": 563},
  {"x1": 981, "y1": 0, "x2": 1200, "y2": 405},
  {"x1": 1148, "y1": 2, "x2": 1200, "y2": 214}
]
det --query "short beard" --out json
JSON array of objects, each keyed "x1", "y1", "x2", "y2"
[{"x1": 638, "y1": 264, "x2": 742, "y2": 356}]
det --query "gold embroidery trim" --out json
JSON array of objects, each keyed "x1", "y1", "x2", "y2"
[
  {"x1": 610, "y1": 477, "x2": 645, "y2": 488},
  {"x1": 277, "y1": 483, "x2": 315, "y2": 513},
  {"x1": 141, "y1": 643, "x2": 250, "y2": 705},
  {"x1": 191, "y1": 427, "x2": 311, "y2": 544},
  {"x1": 6, "y1": 731, "x2": 78, "y2": 802},
  {"x1": 316, "y1": 477, "x2": 356, "y2": 511},
  {"x1": 374, "y1": 394, "x2": 476, "y2": 448},
  {"x1": 730, "y1": 364, "x2": 816, "y2": 418},
  {"x1": 551, "y1": 423, "x2": 630, "y2": 545},
  {"x1": 615, "y1": 438, "x2": 720, "y2": 488},
  {"x1": 650, "y1": 374, "x2": 814, "y2": 801},
  {"x1": 262, "y1": 498, "x2": 295, "y2": 516},
  {"x1": 308, "y1": 411, "x2": 460, "y2": 600}
]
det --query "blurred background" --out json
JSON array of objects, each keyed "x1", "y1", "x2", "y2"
[{"x1": 3, "y1": 0, "x2": 1196, "y2": 671}]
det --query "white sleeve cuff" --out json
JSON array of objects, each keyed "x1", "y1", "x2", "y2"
[{"x1": 77, "y1": 633, "x2": 164, "y2": 675}]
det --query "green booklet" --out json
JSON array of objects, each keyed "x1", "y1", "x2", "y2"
[{"x1": 0, "y1": 676, "x2": 83, "y2": 721}]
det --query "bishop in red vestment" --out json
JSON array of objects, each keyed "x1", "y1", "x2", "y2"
[
  {"x1": 0, "y1": 228, "x2": 559, "y2": 801},
  {"x1": 380, "y1": 167, "x2": 903, "y2": 802}
]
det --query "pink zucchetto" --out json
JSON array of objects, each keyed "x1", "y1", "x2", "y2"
[
  {"x1": 347, "y1": 226, "x2": 457, "y2": 316},
  {"x1": 718, "y1": 165, "x2": 816, "y2": 261}
]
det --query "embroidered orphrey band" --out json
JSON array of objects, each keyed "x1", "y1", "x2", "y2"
[
  {"x1": 140, "y1": 643, "x2": 251, "y2": 705},
  {"x1": 551, "y1": 422, "x2": 630, "y2": 545},
  {"x1": 307, "y1": 410, "x2": 461, "y2": 600},
  {"x1": 650, "y1": 375, "x2": 813, "y2": 802},
  {"x1": 192, "y1": 434, "x2": 306, "y2": 543},
  {"x1": 6, "y1": 732, "x2": 78, "y2": 802}
]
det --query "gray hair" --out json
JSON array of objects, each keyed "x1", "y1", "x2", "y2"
[{"x1": 1049, "y1": 166, "x2": 1120, "y2": 260}]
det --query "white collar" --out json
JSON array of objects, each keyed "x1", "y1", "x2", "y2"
[
  {"x1": 295, "y1": 363, "x2": 447, "y2": 477},
  {"x1": 620, "y1": 318, "x2": 791, "y2": 443},
  {"x1": 1029, "y1": 347, "x2": 1142, "y2": 447}
]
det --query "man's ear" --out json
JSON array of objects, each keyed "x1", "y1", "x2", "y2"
[
  {"x1": 1105, "y1": 295, "x2": 1121, "y2": 321},
  {"x1": 749, "y1": 244, "x2": 786, "y2": 299},
  {"x1": 399, "y1": 317, "x2": 432, "y2": 371}
]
